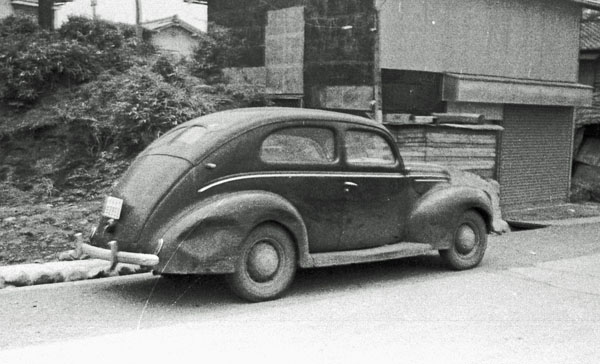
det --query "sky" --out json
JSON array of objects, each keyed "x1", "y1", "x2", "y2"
[{"x1": 55, "y1": 0, "x2": 207, "y2": 31}]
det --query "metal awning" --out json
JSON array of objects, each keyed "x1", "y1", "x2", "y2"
[{"x1": 443, "y1": 73, "x2": 593, "y2": 107}]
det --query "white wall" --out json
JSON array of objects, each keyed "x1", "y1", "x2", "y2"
[
  {"x1": 151, "y1": 27, "x2": 197, "y2": 57},
  {"x1": 55, "y1": 0, "x2": 206, "y2": 31},
  {"x1": 378, "y1": 0, "x2": 581, "y2": 83},
  {"x1": 0, "y1": 0, "x2": 13, "y2": 19}
]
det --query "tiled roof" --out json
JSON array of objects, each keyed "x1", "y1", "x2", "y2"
[
  {"x1": 581, "y1": 20, "x2": 600, "y2": 51},
  {"x1": 11, "y1": 0, "x2": 72, "y2": 6},
  {"x1": 142, "y1": 15, "x2": 202, "y2": 34}
]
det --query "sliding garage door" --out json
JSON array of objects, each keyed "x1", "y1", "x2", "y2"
[{"x1": 499, "y1": 105, "x2": 574, "y2": 208}]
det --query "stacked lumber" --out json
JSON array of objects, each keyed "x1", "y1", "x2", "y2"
[{"x1": 386, "y1": 124, "x2": 501, "y2": 179}]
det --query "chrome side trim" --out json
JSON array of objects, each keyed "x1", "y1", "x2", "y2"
[
  {"x1": 413, "y1": 178, "x2": 448, "y2": 183},
  {"x1": 197, "y1": 172, "x2": 409, "y2": 193}
]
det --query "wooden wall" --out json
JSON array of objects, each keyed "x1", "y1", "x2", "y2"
[
  {"x1": 378, "y1": 0, "x2": 581, "y2": 83},
  {"x1": 386, "y1": 124, "x2": 502, "y2": 179}
]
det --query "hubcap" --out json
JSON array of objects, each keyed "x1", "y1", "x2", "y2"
[
  {"x1": 455, "y1": 224, "x2": 477, "y2": 255},
  {"x1": 247, "y1": 241, "x2": 280, "y2": 282}
]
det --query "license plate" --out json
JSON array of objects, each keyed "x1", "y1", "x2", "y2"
[{"x1": 102, "y1": 196, "x2": 123, "y2": 220}]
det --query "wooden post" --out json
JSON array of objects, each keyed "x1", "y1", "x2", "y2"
[
  {"x1": 38, "y1": 0, "x2": 54, "y2": 30},
  {"x1": 135, "y1": 0, "x2": 143, "y2": 39}
]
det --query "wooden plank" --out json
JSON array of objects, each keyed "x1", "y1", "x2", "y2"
[
  {"x1": 428, "y1": 160, "x2": 496, "y2": 169},
  {"x1": 432, "y1": 112, "x2": 485, "y2": 124},
  {"x1": 426, "y1": 147, "x2": 496, "y2": 157},
  {"x1": 427, "y1": 132, "x2": 497, "y2": 145}
]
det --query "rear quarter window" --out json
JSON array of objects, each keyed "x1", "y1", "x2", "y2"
[{"x1": 345, "y1": 130, "x2": 396, "y2": 166}]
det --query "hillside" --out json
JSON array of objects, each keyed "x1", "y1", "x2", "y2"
[{"x1": 0, "y1": 16, "x2": 268, "y2": 265}]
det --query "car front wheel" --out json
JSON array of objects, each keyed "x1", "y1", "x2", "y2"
[
  {"x1": 226, "y1": 223, "x2": 297, "y2": 302},
  {"x1": 439, "y1": 210, "x2": 487, "y2": 270}
]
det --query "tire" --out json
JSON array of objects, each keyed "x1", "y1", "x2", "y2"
[
  {"x1": 226, "y1": 223, "x2": 297, "y2": 302},
  {"x1": 439, "y1": 210, "x2": 487, "y2": 270}
]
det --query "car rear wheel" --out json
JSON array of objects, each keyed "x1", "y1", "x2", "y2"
[
  {"x1": 226, "y1": 223, "x2": 297, "y2": 302},
  {"x1": 439, "y1": 210, "x2": 487, "y2": 270}
]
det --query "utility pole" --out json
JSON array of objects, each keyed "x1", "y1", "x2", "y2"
[
  {"x1": 372, "y1": 9, "x2": 383, "y2": 124},
  {"x1": 38, "y1": 0, "x2": 54, "y2": 30},
  {"x1": 135, "y1": 0, "x2": 143, "y2": 39},
  {"x1": 91, "y1": 0, "x2": 97, "y2": 20}
]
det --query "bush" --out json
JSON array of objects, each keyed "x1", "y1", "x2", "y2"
[
  {"x1": 0, "y1": 40, "x2": 101, "y2": 104},
  {"x1": 0, "y1": 16, "x2": 152, "y2": 106},
  {"x1": 58, "y1": 16, "x2": 130, "y2": 50},
  {"x1": 192, "y1": 23, "x2": 246, "y2": 81},
  {"x1": 58, "y1": 63, "x2": 270, "y2": 155},
  {"x1": 0, "y1": 15, "x2": 39, "y2": 37}
]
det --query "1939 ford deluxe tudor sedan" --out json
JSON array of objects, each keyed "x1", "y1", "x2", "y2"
[{"x1": 80, "y1": 107, "x2": 495, "y2": 301}]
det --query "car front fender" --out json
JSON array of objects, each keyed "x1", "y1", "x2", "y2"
[
  {"x1": 406, "y1": 184, "x2": 493, "y2": 249},
  {"x1": 153, "y1": 191, "x2": 310, "y2": 274}
]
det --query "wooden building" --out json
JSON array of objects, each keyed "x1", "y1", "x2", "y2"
[
  {"x1": 207, "y1": 0, "x2": 595, "y2": 209},
  {"x1": 142, "y1": 15, "x2": 203, "y2": 57}
]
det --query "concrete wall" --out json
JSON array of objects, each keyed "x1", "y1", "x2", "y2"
[{"x1": 379, "y1": 0, "x2": 581, "y2": 83}]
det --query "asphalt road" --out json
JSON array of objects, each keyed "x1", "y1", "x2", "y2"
[{"x1": 1, "y1": 223, "x2": 600, "y2": 363}]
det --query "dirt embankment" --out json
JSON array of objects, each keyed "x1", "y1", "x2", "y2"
[{"x1": 0, "y1": 200, "x2": 102, "y2": 266}]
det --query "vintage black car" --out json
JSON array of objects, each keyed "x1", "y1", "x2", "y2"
[{"x1": 80, "y1": 107, "x2": 495, "y2": 301}]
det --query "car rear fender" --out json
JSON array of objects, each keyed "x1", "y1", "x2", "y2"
[
  {"x1": 154, "y1": 191, "x2": 310, "y2": 274},
  {"x1": 406, "y1": 184, "x2": 493, "y2": 249}
]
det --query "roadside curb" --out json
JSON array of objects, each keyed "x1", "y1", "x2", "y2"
[
  {"x1": 508, "y1": 215, "x2": 600, "y2": 228},
  {"x1": 2, "y1": 215, "x2": 599, "y2": 291},
  {"x1": 0, "y1": 259, "x2": 149, "y2": 290}
]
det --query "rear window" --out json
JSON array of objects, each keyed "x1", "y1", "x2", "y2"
[
  {"x1": 147, "y1": 126, "x2": 208, "y2": 150},
  {"x1": 260, "y1": 127, "x2": 335, "y2": 164}
]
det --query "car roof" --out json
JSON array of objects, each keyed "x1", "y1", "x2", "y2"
[
  {"x1": 183, "y1": 107, "x2": 383, "y2": 134},
  {"x1": 142, "y1": 107, "x2": 386, "y2": 163}
]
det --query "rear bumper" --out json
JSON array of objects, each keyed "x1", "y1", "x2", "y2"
[{"x1": 77, "y1": 237, "x2": 159, "y2": 269}]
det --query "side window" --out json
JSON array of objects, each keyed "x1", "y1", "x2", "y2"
[
  {"x1": 345, "y1": 130, "x2": 395, "y2": 166},
  {"x1": 260, "y1": 127, "x2": 335, "y2": 164}
]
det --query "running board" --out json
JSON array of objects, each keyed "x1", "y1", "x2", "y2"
[{"x1": 309, "y1": 242, "x2": 435, "y2": 268}]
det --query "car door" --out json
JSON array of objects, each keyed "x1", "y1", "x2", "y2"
[
  {"x1": 340, "y1": 127, "x2": 410, "y2": 250},
  {"x1": 256, "y1": 124, "x2": 347, "y2": 253}
]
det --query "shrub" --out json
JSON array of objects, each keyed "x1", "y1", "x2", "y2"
[
  {"x1": 58, "y1": 64, "x2": 270, "y2": 156},
  {"x1": 0, "y1": 16, "x2": 151, "y2": 106},
  {"x1": 191, "y1": 23, "x2": 246, "y2": 81},
  {"x1": 0, "y1": 39, "x2": 101, "y2": 104},
  {"x1": 58, "y1": 16, "x2": 133, "y2": 50},
  {"x1": 0, "y1": 15, "x2": 39, "y2": 37},
  {"x1": 151, "y1": 55, "x2": 178, "y2": 82}
]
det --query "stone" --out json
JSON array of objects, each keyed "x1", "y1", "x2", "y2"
[
  {"x1": 3, "y1": 217, "x2": 16, "y2": 223},
  {"x1": 64, "y1": 270, "x2": 87, "y2": 282},
  {"x1": 8, "y1": 271, "x2": 33, "y2": 287},
  {"x1": 118, "y1": 265, "x2": 135, "y2": 276},
  {"x1": 58, "y1": 250, "x2": 77, "y2": 261},
  {"x1": 33, "y1": 272, "x2": 63, "y2": 285},
  {"x1": 44, "y1": 253, "x2": 57, "y2": 260}
]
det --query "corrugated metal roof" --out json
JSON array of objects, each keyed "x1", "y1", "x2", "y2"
[
  {"x1": 581, "y1": 20, "x2": 600, "y2": 51},
  {"x1": 573, "y1": 0, "x2": 600, "y2": 10}
]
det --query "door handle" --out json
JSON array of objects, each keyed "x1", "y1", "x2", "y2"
[{"x1": 344, "y1": 181, "x2": 358, "y2": 187}]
